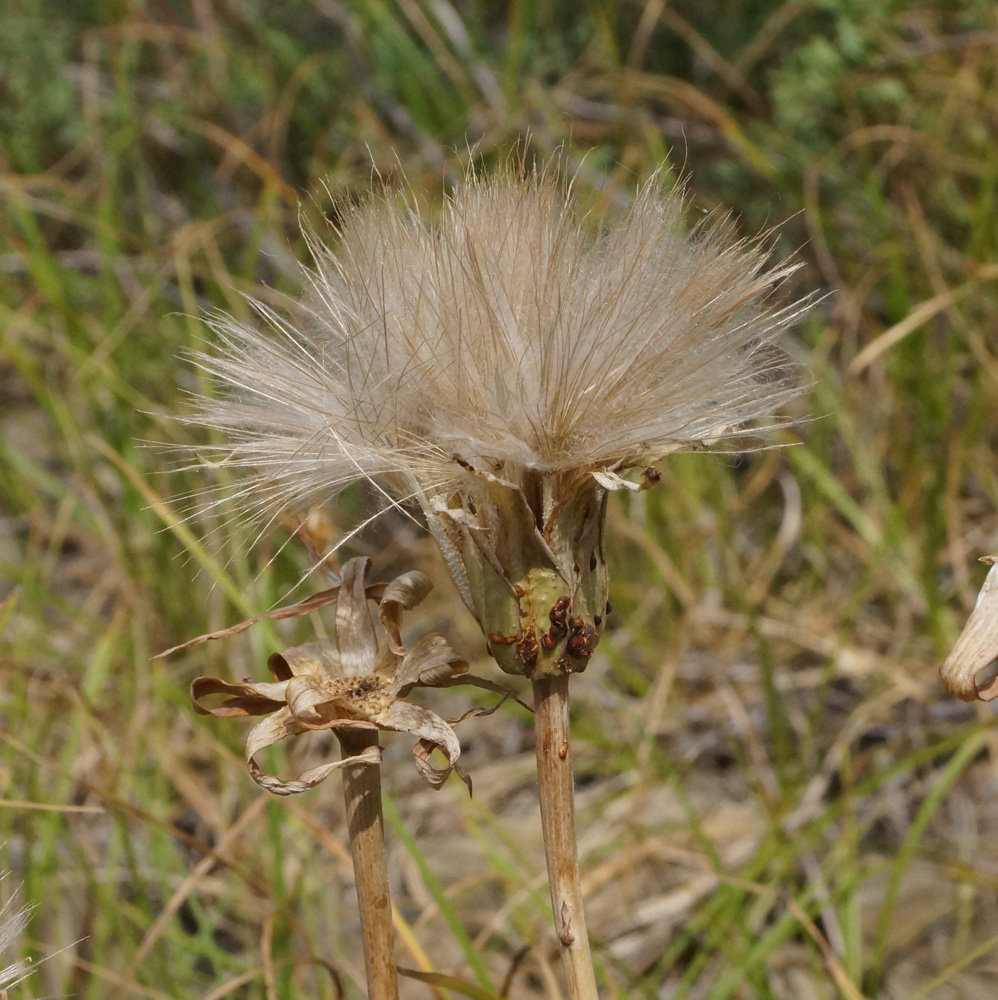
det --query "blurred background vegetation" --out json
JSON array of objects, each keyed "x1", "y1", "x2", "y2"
[{"x1": 3, "y1": 0, "x2": 998, "y2": 997}]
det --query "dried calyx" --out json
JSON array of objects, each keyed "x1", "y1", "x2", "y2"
[{"x1": 428, "y1": 464, "x2": 609, "y2": 677}]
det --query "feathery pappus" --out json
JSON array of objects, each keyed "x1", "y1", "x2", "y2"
[{"x1": 187, "y1": 165, "x2": 811, "y2": 674}]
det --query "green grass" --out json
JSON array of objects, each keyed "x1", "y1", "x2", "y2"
[{"x1": 3, "y1": 1, "x2": 998, "y2": 997}]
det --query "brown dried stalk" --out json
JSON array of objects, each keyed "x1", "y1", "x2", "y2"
[
  {"x1": 533, "y1": 675, "x2": 598, "y2": 1000},
  {"x1": 338, "y1": 728, "x2": 398, "y2": 1000}
]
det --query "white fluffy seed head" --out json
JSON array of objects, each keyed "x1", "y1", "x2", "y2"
[
  {"x1": 0, "y1": 882, "x2": 32, "y2": 994},
  {"x1": 188, "y1": 168, "x2": 809, "y2": 529}
]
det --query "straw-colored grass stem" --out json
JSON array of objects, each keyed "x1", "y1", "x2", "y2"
[
  {"x1": 337, "y1": 729, "x2": 399, "y2": 1000},
  {"x1": 533, "y1": 674, "x2": 599, "y2": 1000}
]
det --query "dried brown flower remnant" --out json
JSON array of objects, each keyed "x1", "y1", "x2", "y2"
[
  {"x1": 941, "y1": 555, "x2": 998, "y2": 702},
  {"x1": 190, "y1": 557, "x2": 472, "y2": 794}
]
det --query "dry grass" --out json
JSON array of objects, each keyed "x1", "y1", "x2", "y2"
[{"x1": 3, "y1": 1, "x2": 998, "y2": 998}]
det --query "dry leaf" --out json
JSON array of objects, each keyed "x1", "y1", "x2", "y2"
[
  {"x1": 158, "y1": 582, "x2": 377, "y2": 657},
  {"x1": 398, "y1": 968, "x2": 500, "y2": 1000}
]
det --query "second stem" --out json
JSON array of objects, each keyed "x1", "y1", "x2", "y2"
[
  {"x1": 533, "y1": 674, "x2": 599, "y2": 1000},
  {"x1": 338, "y1": 728, "x2": 399, "y2": 1000}
]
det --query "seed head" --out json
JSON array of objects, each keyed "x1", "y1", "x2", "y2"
[
  {"x1": 188, "y1": 166, "x2": 810, "y2": 674},
  {"x1": 0, "y1": 877, "x2": 32, "y2": 996}
]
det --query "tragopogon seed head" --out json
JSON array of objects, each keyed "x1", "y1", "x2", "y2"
[
  {"x1": 0, "y1": 877, "x2": 32, "y2": 996},
  {"x1": 187, "y1": 164, "x2": 811, "y2": 674},
  {"x1": 189, "y1": 167, "x2": 807, "y2": 526}
]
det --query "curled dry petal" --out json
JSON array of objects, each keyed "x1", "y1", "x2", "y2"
[
  {"x1": 191, "y1": 676, "x2": 290, "y2": 717},
  {"x1": 379, "y1": 570, "x2": 433, "y2": 655},
  {"x1": 248, "y1": 744, "x2": 381, "y2": 796},
  {"x1": 335, "y1": 557, "x2": 380, "y2": 677},
  {"x1": 377, "y1": 700, "x2": 467, "y2": 791},
  {"x1": 392, "y1": 634, "x2": 468, "y2": 698},
  {"x1": 941, "y1": 556, "x2": 998, "y2": 702},
  {"x1": 245, "y1": 707, "x2": 382, "y2": 796},
  {"x1": 237, "y1": 669, "x2": 463, "y2": 795},
  {"x1": 268, "y1": 639, "x2": 342, "y2": 681}
]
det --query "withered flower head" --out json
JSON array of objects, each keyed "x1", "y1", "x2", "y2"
[
  {"x1": 190, "y1": 167, "x2": 809, "y2": 677},
  {"x1": 190, "y1": 557, "x2": 472, "y2": 795},
  {"x1": 941, "y1": 555, "x2": 998, "y2": 703}
]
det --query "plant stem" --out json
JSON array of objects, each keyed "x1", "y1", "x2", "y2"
[
  {"x1": 337, "y1": 729, "x2": 399, "y2": 1000},
  {"x1": 532, "y1": 674, "x2": 599, "y2": 1000}
]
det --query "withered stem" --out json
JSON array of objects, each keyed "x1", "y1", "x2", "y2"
[
  {"x1": 532, "y1": 675, "x2": 599, "y2": 1000},
  {"x1": 337, "y1": 729, "x2": 399, "y2": 1000}
]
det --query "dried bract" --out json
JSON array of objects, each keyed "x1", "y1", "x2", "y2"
[
  {"x1": 941, "y1": 555, "x2": 998, "y2": 702},
  {"x1": 190, "y1": 557, "x2": 474, "y2": 794},
  {"x1": 189, "y1": 167, "x2": 809, "y2": 675}
]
